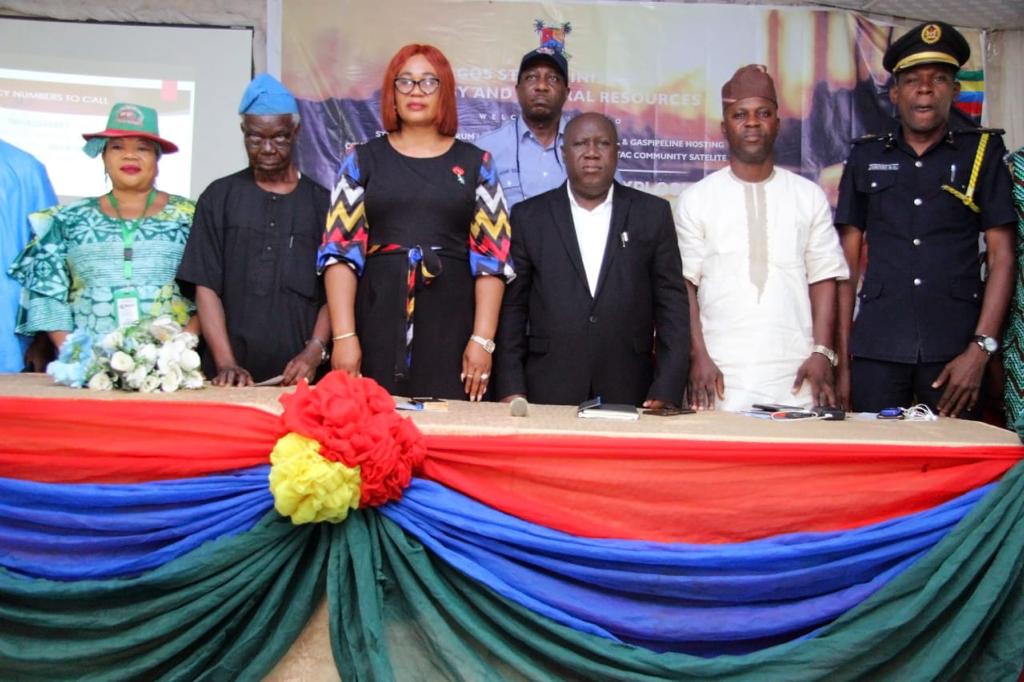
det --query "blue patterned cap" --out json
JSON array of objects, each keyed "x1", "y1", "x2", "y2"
[{"x1": 238, "y1": 73, "x2": 298, "y2": 115}]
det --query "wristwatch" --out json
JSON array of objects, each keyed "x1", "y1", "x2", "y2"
[
  {"x1": 973, "y1": 334, "x2": 999, "y2": 355},
  {"x1": 470, "y1": 334, "x2": 496, "y2": 354},
  {"x1": 811, "y1": 344, "x2": 838, "y2": 367}
]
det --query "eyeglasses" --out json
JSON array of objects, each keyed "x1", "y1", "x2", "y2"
[
  {"x1": 394, "y1": 77, "x2": 441, "y2": 95},
  {"x1": 243, "y1": 131, "x2": 295, "y2": 148}
]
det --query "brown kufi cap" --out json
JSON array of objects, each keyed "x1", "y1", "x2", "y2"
[{"x1": 721, "y1": 65, "x2": 777, "y2": 106}]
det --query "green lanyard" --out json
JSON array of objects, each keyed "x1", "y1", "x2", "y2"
[{"x1": 108, "y1": 189, "x2": 156, "y2": 281}]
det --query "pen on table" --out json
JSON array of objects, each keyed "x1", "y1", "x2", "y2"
[{"x1": 620, "y1": 231, "x2": 629, "y2": 248}]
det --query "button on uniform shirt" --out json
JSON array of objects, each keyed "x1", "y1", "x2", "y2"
[
  {"x1": 476, "y1": 117, "x2": 567, "y2": 210},
  {"x1": 834, "y1": 114, "x2": 1016, "y2": 364},
  {"x1": 567, "y1": 185, "x2": 614, "y2": 295},
  {"x1": 676, "y1": 167, "x2": 848, "y2": 411}
]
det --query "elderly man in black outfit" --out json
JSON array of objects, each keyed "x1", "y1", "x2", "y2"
[{"x1": 178, "y1": 74, "x2": 331, "y2": 386}]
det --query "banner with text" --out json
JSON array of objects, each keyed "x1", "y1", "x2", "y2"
[{"x1": 281, "y1": 1, "x2": 982, "y2": 203}]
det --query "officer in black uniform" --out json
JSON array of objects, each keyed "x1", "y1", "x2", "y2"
[{"x1": 834, "y1": 21, "x2": 1016, "y2": 419}]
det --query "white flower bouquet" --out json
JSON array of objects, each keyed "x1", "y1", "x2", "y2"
[{"x1": 48, "y1": 315, "x2": 205, "y2": 392}]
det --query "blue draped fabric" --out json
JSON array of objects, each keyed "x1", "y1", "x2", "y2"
[
  {"x1": 381, "y1": 478, "x2": 990, "y2": 656},
  {"x1": 0, "y1": 466, "x2": 272, "y2": 580}
]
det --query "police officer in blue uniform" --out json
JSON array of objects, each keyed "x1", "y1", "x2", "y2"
[{"x1": 834, "y1": 21, "x2": 1016, "y2": 418}]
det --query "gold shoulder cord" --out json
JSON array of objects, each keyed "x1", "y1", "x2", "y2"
[{"x1": 941, "y1": 132, "x2": 988, "y2": 214}]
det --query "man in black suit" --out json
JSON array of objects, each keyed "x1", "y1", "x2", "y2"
[{"x1": 495, "y1": 113, "x2": 689, "y2": 407}]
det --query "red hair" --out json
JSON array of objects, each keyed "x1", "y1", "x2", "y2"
[{"x1": 380, "y1": 44, "x2": 458, "y2": 137}]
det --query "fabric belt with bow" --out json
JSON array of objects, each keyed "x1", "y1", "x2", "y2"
[{"x1": 367, "y1": 243, "x2": 467, "y2": 384}]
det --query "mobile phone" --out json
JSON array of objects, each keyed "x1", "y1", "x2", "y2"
[
  {"x1": 643, "y1": 407, "x2": 695, "y2": 416},
  {"x1": 752, "y1": 403, "x2": 805, "y2": 412},
  {"x1": 770, "y1": 410, "x2": 817, "y2": 420}
]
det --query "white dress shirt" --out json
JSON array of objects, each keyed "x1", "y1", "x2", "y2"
[{"x1": 567, "y1": 184, "x2": 614, "y2": 296}]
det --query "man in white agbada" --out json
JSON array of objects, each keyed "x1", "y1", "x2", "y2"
[{"x1": 675, "y1": 65, "x2": 848, "y2": 411}]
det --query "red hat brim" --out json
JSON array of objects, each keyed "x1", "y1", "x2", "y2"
[{"x1": 81, "y1": 130, "x2": 179, "y2": 155}]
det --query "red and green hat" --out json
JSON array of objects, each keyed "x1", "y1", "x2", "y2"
[{"x1": 82, "y1": 102, "x2": 179, "y2": 156}]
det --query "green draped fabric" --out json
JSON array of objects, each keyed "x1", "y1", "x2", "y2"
[
  {"x1": 3, "y1": 467, "x2": 1023, "y2": 681},
  {"x1": 0, "y1": 512, "x2": 329, "y2": 682},
  {"x1": 328, "y1": 462, "x2": 1024, "y2": 682}
]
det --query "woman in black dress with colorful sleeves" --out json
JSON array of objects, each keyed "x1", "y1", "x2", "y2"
[{"x1": 318, "y1": 44, "x2": 513, "y2": 401}]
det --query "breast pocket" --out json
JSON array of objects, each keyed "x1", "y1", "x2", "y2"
[
  {"x1": 498, "y1": 168, "x2": 521, "y2": 194},
  {"x1": 626, "y1": 238, "x2": 657, "y2": 287},
  {"x1": 855, "y1": 171, "x2": 898, "y2": 217},
  {"x1": 283, "y1": 234, "x2": 320, "y2": 302}
]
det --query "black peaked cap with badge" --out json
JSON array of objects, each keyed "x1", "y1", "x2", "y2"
[{"x1": 883, "y1": 21, "x2": 970, "y2": 74}]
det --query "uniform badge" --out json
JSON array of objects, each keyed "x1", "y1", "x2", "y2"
[{"x1": 921, "y1": 24, "x2": 941, "y2": 44}]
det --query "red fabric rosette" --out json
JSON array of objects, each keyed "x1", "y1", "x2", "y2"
[{"x1": 278, "y1": 371, "x2": 426, "y2": 506}]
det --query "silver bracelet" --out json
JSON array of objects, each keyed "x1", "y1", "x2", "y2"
[{"x1": 307, "y1": 337, "x2": 329, "y2": 364}]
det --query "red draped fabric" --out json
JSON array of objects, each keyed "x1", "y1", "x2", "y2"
[
  {"x1": 0, "y1": 397, "x2": 281, "y2": 482},
  {"x1": 1, "y1": 397, "x2": 1021, "y2": 543},
  {"x1": 421, "y1": 433, "x2": 1024, "y2": 543}
]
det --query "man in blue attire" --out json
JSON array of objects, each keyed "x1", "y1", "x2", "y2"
[
  {"x1": 476, "y1": 47, "x2": 571, "y2": 210},
  {"x1": 0, "y1": 139, "x2": 57, "y2": 372}
]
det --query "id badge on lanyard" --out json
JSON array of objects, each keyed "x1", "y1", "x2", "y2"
[
  {"x1": 114, "y1": 288, "x2": 141, "y2": 327},
  {"x1": 108, "y1": 189, "x2": 156, "y2": 328}
]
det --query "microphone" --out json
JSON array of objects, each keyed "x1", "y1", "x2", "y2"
[{"x1": 509, "y1": 396, "x2": 529, "y2": 417}]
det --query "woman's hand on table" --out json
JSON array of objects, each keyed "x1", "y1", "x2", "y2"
[
  {"x1": 331, "y1": 335, "x2": 362, "y2": 377},
  {"x1": 462, "y1": 340, "x2": 491, "y2": 402}
]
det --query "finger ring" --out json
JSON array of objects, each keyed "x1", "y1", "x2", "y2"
[{"x1": 480, "y1": 373, "x2": 489, "y2": 380}]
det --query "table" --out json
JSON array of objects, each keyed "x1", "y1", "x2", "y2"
[{"x1": 1, "y1": 373, "x2": 1021, "y2": 681}]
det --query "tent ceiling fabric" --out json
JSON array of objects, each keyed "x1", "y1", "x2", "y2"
[
  {"x1": 3, "y1": 0, "x2": 1023, "y2": 32},
  {"x1": 649, "y1": 0, "x2": 1024, "y2": 30},
  {"x1": 811, "y1": 0, "x2": 1024, "y2": 30}
]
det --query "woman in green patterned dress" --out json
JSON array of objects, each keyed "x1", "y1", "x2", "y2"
[
  {"x1": 9, "y1": 103, "x2": 196, "y2": 351},
  {"x1": 1003, "y1": 147, "x2": 1024, "y2": 427}
]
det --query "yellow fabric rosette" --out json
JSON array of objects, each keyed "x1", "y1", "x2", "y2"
[{"x1": 269, "y1": 432, "x2": 361, "y2": 524}]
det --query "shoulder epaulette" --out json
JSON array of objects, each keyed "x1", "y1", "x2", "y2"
[
  {"x1": 954, "y1": 126, "x2": 1005, "y2": 136},
  {"x1": 851, "y1": 133, "x2": 882, "y2": 145},
  {"x1": 851, "y1": 132, "x2": 895, "y2": 147}
]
